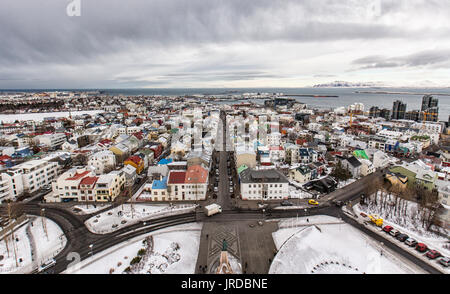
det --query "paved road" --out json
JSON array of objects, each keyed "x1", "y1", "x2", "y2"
[{"x1": 3, "y1": 199, "x2": 443, "y2": 274}]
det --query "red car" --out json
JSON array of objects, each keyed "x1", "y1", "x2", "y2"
[
  {"x1": 426, "y1": 250, "x2": 441, "y2": 259},
  {"x1": 416, "y1": 243, "x2": 428, "y2": 253},
  {"x1": 382, "y1": 225, "x2": 393, "y2": 233}
]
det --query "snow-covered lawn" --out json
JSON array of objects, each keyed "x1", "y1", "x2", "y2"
[
  {"x1": 85, "y1": 204, "x2": 197, "y2": 234},
  {"x1": 270, "y1": 216, "x2": 425, "y2": 274},
  {"x1": 0, "y1": 224, "x2": 32, "y2": 274},
  {"x1": 65, "y1": 223, "x2": 202, "y2": 274},
  {"x1": 0, "y1": 217, "x2": 66, "y2": 274},
  {"x1": 72, "y1": 204, "x2": 111, "y2": 215}
]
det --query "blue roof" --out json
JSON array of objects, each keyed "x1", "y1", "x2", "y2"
[
  {"x1": 152, "y1": 176, "x2": 168, "y2": 190},
  {"x1": 299, "y1": 148, "x2": 309, "y2": 156},
  {"x1": 158, "y1": 158, "x2": 173, "y2": 165}
]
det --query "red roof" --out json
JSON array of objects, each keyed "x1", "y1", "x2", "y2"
[
  {"x1": 80, "y1": 176, "x2": 98, "y2": 186},
  {"x1": 126, "y1": 155, "x2": 142, "y2": 165},
  {"x1": 168, "y1": 171, "x2": 186, "y2": 184},
  {"x1": 185, "y1": 165, "x2": 208, "y2": 184},
  {"x1": 66, "y1": 170, "x2": 90, "y2": 181},
  {"x1": 0, "y1": 155, "x2": 11, "y2": 161},
  {"x1": 99, "y1": 139, "x2": 113, "y2": 145},
  {"x1": 132, "y1": 132, "x2": 144, "y2": 140}
]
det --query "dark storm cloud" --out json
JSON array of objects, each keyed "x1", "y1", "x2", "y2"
[
  {"x1": 0, "y1": 0, "x2": 449, "y2": 88},
  {"x1": 0, "y1": 0, "x2": 432, "y2": 66},
  {"x1": 353, "y1": 49, "x2": 450, "y2": 70}
]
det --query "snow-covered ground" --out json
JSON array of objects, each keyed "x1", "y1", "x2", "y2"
[
  {"x1": 337, "y1": 178, "x2": 356, "y2": 189},
  {"x1": 0, "y1": 216, "x2": 66, "y2": 274},
  {"x1": 85, "y1": 203, "x2": 196, "y2": 234},
  {"x1": 0, "y1": 110, "x2": 104, "y2": 123},
  {"x1": 354, "y1": 192, "x2": 449, "y2": 256},
  {"x1": 72, "y1": 204, "x2": 111, "y2": 215},
  {"x1": 288, "y1": 185, "x2": 313, "y2": 199},
  {"x1": 269, "y1": 216, "x2": 425, "y2": 274},
  {"x1": 65, "y1": 223, "x2": 202, "y2": 274}
]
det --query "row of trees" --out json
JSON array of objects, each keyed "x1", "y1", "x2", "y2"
[{"x1": 362, "y1": 177, "x2": 440, "y2": 231}]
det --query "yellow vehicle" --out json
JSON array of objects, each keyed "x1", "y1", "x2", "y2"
[
  {"x1": 308, "y1": 199, "x2": 319, "y2": 205},
  {"x1": 368, "y1": 214, "x2": 383, "y2": 227}
]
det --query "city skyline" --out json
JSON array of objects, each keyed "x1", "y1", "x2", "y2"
[{"x1": 1, "y1": 0, "x2": 450, "y2": 89}]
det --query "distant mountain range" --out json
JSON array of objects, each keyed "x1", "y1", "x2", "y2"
[{"x1": 312, "y1": 81, "x2": 384, "y2": 88}]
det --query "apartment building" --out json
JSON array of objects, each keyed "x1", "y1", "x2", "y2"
[
  {"x1": 35, "y1": 133, "x2": 67, "y2": 149},
  {"x1": 95, "y1": 170, "x2": 126, "y2": 202}
]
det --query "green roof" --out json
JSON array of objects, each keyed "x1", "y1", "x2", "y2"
[
  {"x1": 237, "y1": 165, "x2": 249, "y2": 174},
  {"x1": 353, "y1": 150, "x2": 369, "y2": 160}
]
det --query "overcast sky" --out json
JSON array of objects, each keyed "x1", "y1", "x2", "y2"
[{"x1": 1, "y1": 0, "x2": 450, "y2": 89}]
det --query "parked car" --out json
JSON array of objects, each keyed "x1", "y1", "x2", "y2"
[
  {"x1": 405, "y1": 238, "x2": 418, "y2": 247},
  {"x1": 389, "y1": 229, "x2": 400, "y2": 237},
  {"x1": 396, "y1": 234, "x2": 409, "y2": 242},
  {"x1": 332, "y1": 200, "x2": 343, "y2": 207},
  {"x1": 415, "y1": 243, "x2": 428, "y2": 253},
  {"x1": 426, "y1": 250, "x2": 441, "y2": 259},
  {"x1": 382, "y1": 225, "x2": 393, "y2": 233},
  {"x1": 213, "y1": 186, "x2": 218, "y2": 193},
  {"x1": 229, "y1": 187, "x2": 233, "y2": 193},
  {"x1": 439, "y1": 257, "x2": 450, "y2": 267},
  {"x1": 281, "y1": 200, "x2": 293, "y2": 206},
  {"x1": 308, "y1": 199, "x2": 319, "y2": 205}
]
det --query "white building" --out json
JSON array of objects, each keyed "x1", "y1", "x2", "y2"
[
  {"x1": 52, "y1": 167, "x2": 96, "y2": 202},
  {"x1": 88, "y1": 150, "x2": 117, "y2": 175},
  {"x1": 35, "y1": 133, "x2": 67, "y2": 149},
  {"x1": 0, "y1": 159, "x2": 59, "y2": 200},
  {"x1": 372, "y1": 150, "x2": 390, "y2": 169},
  {"x1": 359, "y1": 159, "x2": 375, "y2": 176},
  {"x1": 240, "y1": 169, "x2": 289, "y2": 200}
]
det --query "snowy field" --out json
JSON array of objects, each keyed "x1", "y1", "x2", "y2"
[
  {"x1": 269, "y1": 216, "x2": 425, "y2": 274},
  {"x1": 72, "y1": 204, "x2": 112, "y2": 215},
  {"x1": 85, "y1": 203, "x2": 196, "y2": 234},
  {"x1": 65, "y1": 223, "x2": 202, "y2": 274},
  {"x1": 0, "y1": 216, "x2": 66, "y2": 274},
  {"x1": 0, "y1": 110, "x2": 104, "y2": 123}
]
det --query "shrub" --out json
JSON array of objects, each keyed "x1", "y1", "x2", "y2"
[{"x1": 130, "y1": 256, "x2": 141, "y2": 265}]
